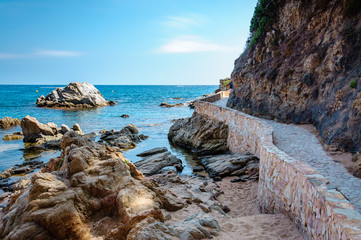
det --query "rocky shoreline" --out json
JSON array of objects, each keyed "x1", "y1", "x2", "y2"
[
  {"x1": 0, "y1": 90, "x2": 304, "y2": 239},
  {"x1": 0, "y1": 129, "x2": 301, "y2": 240},
  {"x1": 0, "y1": 123, "x2": 252, "y2": 239}
]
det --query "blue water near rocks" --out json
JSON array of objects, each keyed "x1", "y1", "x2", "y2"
[{"x1": 0, "y1": 85, "x2": 217, "y2": 175}]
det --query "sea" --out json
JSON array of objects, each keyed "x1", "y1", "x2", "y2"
[{"x1": 0, "y1": 85, "x2": 217, "y2": 175}]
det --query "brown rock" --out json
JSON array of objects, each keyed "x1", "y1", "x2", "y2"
[
  {"x1": 45, "y1": 122, "x2": 58, "y2": 134},
  {"x1": 42, "y1": 157, "x2": 62, "y2": 173},
  {"x1": 20, "y1": 116, "x2": 54, "y2": 142},
  {"x1": 0, "y1": 117, "x2": 21, "y2": 129},
  {"x1": 0, "y1": 131, "x2": 190, "y2": 240},
  {"x1": 3, "y1": 134, "x2": 23, "y2": 141}
]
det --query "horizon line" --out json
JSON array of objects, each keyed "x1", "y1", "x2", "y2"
[{"x1": 0, "y1": 84, "x2": 219, "y2": 86}]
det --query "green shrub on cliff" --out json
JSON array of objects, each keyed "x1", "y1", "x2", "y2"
[
  {"x1": 350, "y1": 79, "x2": 357, "y2": 88},
  {"x1": 248, "y1": 0, "x2": 276, "y2": 47},
  {"x1": 223, "y1": 79, "x2": 230, "y2": 87}
]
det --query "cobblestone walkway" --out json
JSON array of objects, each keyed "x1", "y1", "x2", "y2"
[{"x1": 214, "y1": 97, "x2": 361, "y2": 213}]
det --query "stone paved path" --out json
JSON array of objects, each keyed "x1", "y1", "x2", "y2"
[{"x1": 214, "y1": 97, "x2": 361, "y2": 213}]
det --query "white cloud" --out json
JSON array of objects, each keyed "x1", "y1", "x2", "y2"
[
  {"x1": 162, "y1": 16, "x2": 198, "y2": 29},
  {"x1": 35, "y1": 50, "x2": 84, "y2": 57},
  {"x1": 156, "y1": 36, "x2": 229, "y2": 54},
  {"x1": 161, "y1": 15, "x2": 207, "y2": 29},
  {"x1": 0, "y1": 50, "x2": 84, "y2": 59}
]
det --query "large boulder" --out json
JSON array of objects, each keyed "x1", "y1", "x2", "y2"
[
  {"x1": 0, "y1": 117, "x2": 20, "y2": 129},
  {"x1": 168, "y1": 112, "x2": 229, "y2": 155},
  {"x1": 201, "y1": 153, "x2": 259, "y2": 181},
  {"x1": 20, "y1": 116, "x2": 55, "y2": 143},
  {"x1": 36, "y1": 82, "x2": 115, "y2": 109},
  {"x1": 0, "y1": 132, "x2": 161, "y2": 239},
  {"x1": 135, "y1": 148, "x2": 183, "y2": 176}
]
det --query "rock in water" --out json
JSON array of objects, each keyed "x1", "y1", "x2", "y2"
[
  {"x1": 36, "y1": 82, "x2": 115, "y2": 108},
  {"x1": 100, "y1": 124, "x2": 147, "y2": 150},
  {"x1": 136, "y1": 147, "x2": 168, "y2": 157},
  {"x1": 3, "y1": 133, "x2": 23, "y2": 141},
  {"x1": 0, "y1": 160, "x2": 44, "y2": 180},
  {"x1": 135, "y1": 148, "x2": 183, "y2": 176},
  {"x1": 168, "y1": 112, "x2": 229, "y2": 155},
  {"x1": 21, "y1": 116, "x2": 55, "y2": 142},
  {"x1": 159, "y1": 102, "x2": 184, "y2": 108},
  {"x1": 0, "y1": 117, "x2": 20, "y2": 129},
  {"x1": 20, "y1": 116, "x2": 84, "y2": 150}
]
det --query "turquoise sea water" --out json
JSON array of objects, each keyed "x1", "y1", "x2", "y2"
[{"x1": 0, "y1": 85, "x2": 217, "y2": 174}]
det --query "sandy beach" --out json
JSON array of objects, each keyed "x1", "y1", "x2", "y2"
[{"x1": 166, "y1": 176, "x2": 303, "y2": 240}]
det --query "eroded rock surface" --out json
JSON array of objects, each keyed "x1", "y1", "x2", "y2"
[
  {"x1": 0, "y1": 132, "x2": 227, "y2": 240},
  {"x1": 0, "y1": 117, "x2": 20, "y2": 129},
  {"x1": 1, "y1": 132, "x2": 153, "y2": 239},
  {"x1": 36, "y1": 82, "x2": 114, "y2": 109},
  {"x1": 135, "y1": 148, "x2": 183, "y2": 176},
  {"x1": 168, "y1": 112, "x2": 229, "y2": 155},
  {"x1": 20, "y1": 116, "x2": 84, "y2": 149},
  {"x1": 202, "y1": 153, "x2": 259, "y2": 181},
  {"x1": 100, "y1": 124, "x2": 148, "y2": 150}
]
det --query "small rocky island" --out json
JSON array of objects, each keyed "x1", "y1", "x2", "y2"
[{"x1": 36, "y1": 82, "x2": 115, "y2": 109}]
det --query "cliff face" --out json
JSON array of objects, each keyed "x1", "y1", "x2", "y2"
[{"x1": 228, "y1": 0, "x2": 361, "y2": 152}]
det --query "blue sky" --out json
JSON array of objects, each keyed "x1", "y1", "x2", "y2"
[{"x1": 0, "y1": 0, "x2": 257, "y2": 85}]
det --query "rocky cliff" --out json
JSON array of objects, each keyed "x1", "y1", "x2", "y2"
[{"x1": 228, "y1": 0, "x2": 361, "y2": 152}]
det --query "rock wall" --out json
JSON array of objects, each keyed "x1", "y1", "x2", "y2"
[
  {"x1": 195, "y1": 92, "x2": 361, "y2": 239},
  {"x1": 228, "y1": 0, "x2": 361, "y2": 152}
]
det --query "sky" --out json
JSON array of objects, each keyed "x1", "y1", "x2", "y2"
[{"x1": 0, "y1": 0, "x2": 258, "y2": 85}]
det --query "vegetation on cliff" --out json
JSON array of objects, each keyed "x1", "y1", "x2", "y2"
[{"x1": 248, "y1": 0, "x2": 277, "y2": 47}]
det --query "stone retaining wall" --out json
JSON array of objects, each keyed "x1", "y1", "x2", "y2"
[
  {"x1": 194, "y1": 92, "x2": 361, "y2": 240},
  {"x1": 200, "y1": 91, "x2": 229, "y2": 103}
]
